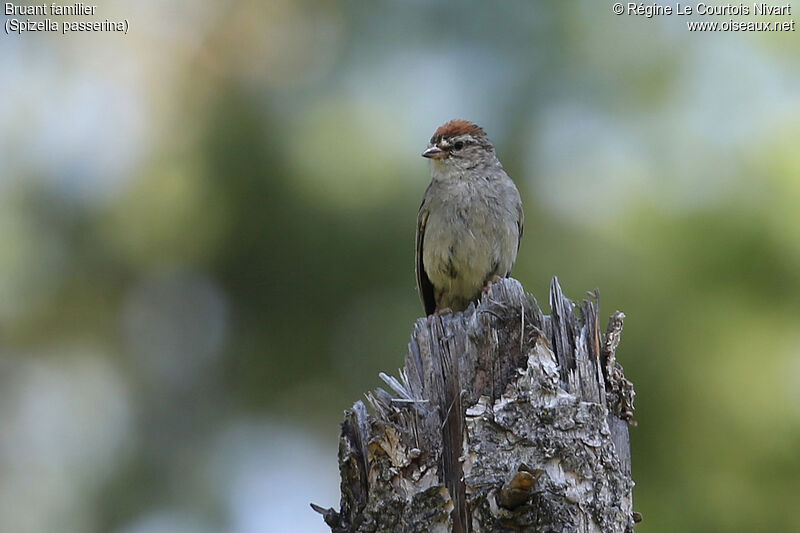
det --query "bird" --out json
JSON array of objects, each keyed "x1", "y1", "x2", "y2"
[{"x1": 416, "y1": 119, "x2": 524, "y2": 316}]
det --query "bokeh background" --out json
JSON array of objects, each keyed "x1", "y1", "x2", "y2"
[{"x1": 2, "y1": 1, "x2": 800, "y2": 531}]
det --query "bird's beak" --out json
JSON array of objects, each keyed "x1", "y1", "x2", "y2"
[{"x1": 422, "y1": 145, "x2": 447, "y2": 160}]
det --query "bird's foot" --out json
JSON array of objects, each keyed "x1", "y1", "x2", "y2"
[
  {"x1": 434, "y1": 306, "x2": 453, "y2": 316},
  {"x1": 482, "y1": 275, "x2": 504, "y2": 294}
]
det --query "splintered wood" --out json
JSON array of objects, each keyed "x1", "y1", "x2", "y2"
[{"x1": 315, "y1": 278, "x2": 636, "y2": 532}]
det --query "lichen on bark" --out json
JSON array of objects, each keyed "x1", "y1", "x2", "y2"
[{"x1": 314, "y1": 278, "x2": 636, "y2": 533}]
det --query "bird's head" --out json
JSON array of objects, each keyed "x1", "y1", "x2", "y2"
[{"x1": 422, "y1": 120, "x2": 497, "y2": 172}]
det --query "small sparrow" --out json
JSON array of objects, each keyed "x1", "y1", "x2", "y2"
[{"x1": 416, "y1": 119, "x2": 524, "y2": 315}]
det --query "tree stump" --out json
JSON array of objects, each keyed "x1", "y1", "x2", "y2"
[{"x1": 313, "y1": 278, "x2": 637, "y2": 532}]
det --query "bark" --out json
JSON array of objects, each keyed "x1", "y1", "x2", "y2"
[{"x1": 313, "y1": 278, "x2": 637, "y2": 532}]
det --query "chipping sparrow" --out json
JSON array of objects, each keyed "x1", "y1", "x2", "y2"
[{"x1": 416, "y1": 119, "x2": 524, "y2": 315}]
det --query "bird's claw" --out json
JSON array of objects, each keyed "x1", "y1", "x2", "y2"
[{"x1": 482, "y1": 275, "x2": 504, "y2": 294}]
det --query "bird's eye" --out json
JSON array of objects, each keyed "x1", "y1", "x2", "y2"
[{"x1": 453, "y1": 141, "x2": 464, "y2": 151}]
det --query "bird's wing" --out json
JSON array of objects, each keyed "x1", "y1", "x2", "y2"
[
  {"x1": 416, "y1": 199, "x2": 436, "y2": 316},
  {"x1": 506, "y1": 192, "x2": 524, "y2": 278},
  {"x1": 516, "y1": 198, "x2": 524, "y2": 254}
]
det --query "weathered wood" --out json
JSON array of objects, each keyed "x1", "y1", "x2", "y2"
[{"x1": 314, "y1": 277, "x2": 636, "y2": 532}]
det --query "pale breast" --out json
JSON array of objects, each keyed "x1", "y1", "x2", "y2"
[{"x1": 422, "y1": 178, "x2": 520, "y2": 305}]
